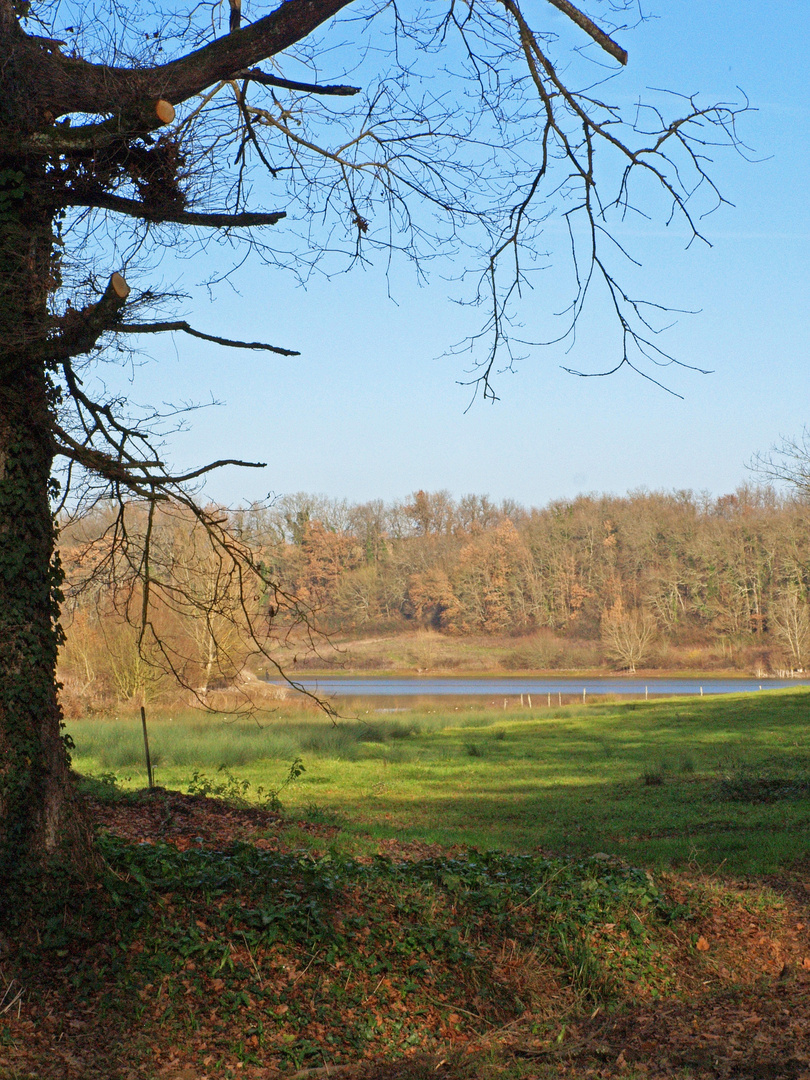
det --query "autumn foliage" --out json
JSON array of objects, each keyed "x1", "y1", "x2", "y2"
[{"x1": 58, "y1": 486, "x2": 810, "y2": 709}]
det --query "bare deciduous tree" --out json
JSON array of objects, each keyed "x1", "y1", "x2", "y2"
[
  {"x1": 601, "y1": 599, "x2": 657, "y2": 673},
  {"x1": 754, "y1": 430, "x2": 810, "y2": 495},
  {"x1": 0, "y1": 0, "x2": 746, "y2": 884},
  {"x1": 770, "y1": 587, "x2": 810, "y2": 671}
]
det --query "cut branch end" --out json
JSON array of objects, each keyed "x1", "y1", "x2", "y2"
[
  {"x1": 110, "y1": 272, "x2": 131, "y2": 300},
  {"x1": 155, "y1": 99, "x2": 175, "y2": 125}
]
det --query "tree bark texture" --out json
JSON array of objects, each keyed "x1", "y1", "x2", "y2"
[{"x1": 0, "y1": 159, "x2": 92, "y2": 889}]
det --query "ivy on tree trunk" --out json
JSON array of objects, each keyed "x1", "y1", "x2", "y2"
[{"x1": 0, "y1": 162, "x2": 92, "y2": 886}]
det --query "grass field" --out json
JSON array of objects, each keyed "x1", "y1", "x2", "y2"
[
  {"x1": 67, "y1": 689, "x2": 810, "y2": 876},
  {"x1": 6, "y1": 690, "x2": 810, "y2": 1080}
]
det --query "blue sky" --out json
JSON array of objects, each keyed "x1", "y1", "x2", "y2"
[{"x1": 102, "y1": 0, "x2": 810, "y2": 509}]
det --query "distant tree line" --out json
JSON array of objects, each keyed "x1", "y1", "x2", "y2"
[
  {"x1": 243, "y1": 487, "x2": 810, "y2": 648},
  {"x1": 57, "y1": 486, "x2": 810, "y2": 708}
]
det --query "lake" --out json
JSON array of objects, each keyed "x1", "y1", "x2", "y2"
[{"x1": 273, "y1": 676, "x2": 810, "y2": 699}]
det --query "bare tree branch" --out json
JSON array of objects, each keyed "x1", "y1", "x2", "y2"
[
  {"x1": 229, "y1": 0, "x2": 242, "y2": 34},
  {"x1": 235, "y1": 67, "x2": 360, "y2": 96},
  {"x1": 52, "y1": 424, "x2": 159, "y2": 497},
  {"x1": 26, "y1": 101, "x2": 176, "y2": 153},
  {"x1": 46, "y1": 273, "x2": 131, "y2": 363},
  {"x1": 170, "y1": 459, "x2": 267, "y2": 483},
  {"x1": 116, "y1": 321, "x2": 300, "y2": 356},
  {"x1": 12, "y1": 0, "x2": 359, "y2": 121},
  {"x1": 752, "y1": 430, "x2": 810, "y2": 495},
  {"x1": 64, "y1": 193, "x2": 286, "y2": 228},
  {"x1": 53, "y1": 423, "x2": 266, "y2": 494},
  {"x1": 544, "y1": 0, "x2": 628, "y2": 65}
]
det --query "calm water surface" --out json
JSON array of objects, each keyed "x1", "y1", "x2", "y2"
[{"x1": 275, "y1": 676, "x2": 810, "y2": 698}]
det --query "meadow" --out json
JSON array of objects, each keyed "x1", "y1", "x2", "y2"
[
  {"x1": 6, "y1": 691, "x2": 810, "y2": 1080},
  {"x1": 67, "y1": 688, "x2": 810, "y2": 876}
]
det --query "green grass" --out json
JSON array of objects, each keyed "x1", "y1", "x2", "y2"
[{"x1": 67, "y1": 690, "x2": 810, "y2": 876}]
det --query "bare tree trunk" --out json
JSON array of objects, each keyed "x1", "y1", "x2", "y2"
[{"x1": 202, "y1": 629, "x2": 217, "y2": 696}]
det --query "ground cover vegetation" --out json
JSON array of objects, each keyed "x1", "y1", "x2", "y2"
[
  {"x1": 58, "y1": 485, "x2": 810, "y2": 716},
  {"x1": 3, "y1": 690, "x2": 810, "y2": 1078}
]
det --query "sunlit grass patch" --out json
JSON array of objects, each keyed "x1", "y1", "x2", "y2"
[{"x1": 67, "y1": 690, "x2": 810, "y2": 875}]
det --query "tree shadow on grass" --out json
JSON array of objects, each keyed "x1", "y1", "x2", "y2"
[{"x1": 338, "y1": 777, "x2": 810, "y2": 875}]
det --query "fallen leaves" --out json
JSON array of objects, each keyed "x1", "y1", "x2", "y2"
[{"x1": 4, "y1": 789, "x2": 810, "y2": 1080}]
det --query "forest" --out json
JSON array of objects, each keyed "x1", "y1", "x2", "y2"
[{"x1": 58, "y1": 484, "x2": 810, "y2": 712}]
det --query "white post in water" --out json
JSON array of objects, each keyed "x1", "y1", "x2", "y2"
[
  {"x1": 645, "y1": 686, "x2": 648, "y2": 701},
  {"x1": 700, "y1": 686, "x2": 704, "y2": 697},
  {"x1": 527, "y1": 694, "x2": 532, "y2": 708},
  {"x1": 583, "y1": 687, "x2": 587, "y2": 703},
  {"x1": 520, "y1": 693, "x2": 524, "y2": 707}
]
